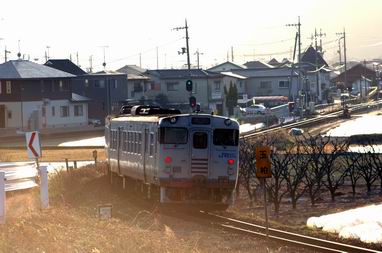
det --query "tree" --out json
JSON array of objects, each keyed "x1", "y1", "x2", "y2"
[{"x1": 224, "y1": 82, "x2": 238, "y2": 116}]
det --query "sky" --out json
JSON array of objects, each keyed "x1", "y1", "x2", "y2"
[{"x1": 1, "y1": 0, "x2": 382, "y2": 72}]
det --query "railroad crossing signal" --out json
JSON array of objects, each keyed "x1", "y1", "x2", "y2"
[
  {"x1": 25, "y1": 131, "x2": 41, "y2": 159},
  {"x1": 186, "y1": 79, "x2": 193, "y2": 92},
  {"x1": 255, "y1": 146, "x2": 271, "y2": 178}
]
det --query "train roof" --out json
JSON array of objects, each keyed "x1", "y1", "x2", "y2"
[{"x1": 109, "y1": 113, "x2": 239, "y2": 126}]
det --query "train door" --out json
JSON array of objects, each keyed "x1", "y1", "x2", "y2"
[{"x1": 190, "y1": 130, "x2": 210, "y2": 176}]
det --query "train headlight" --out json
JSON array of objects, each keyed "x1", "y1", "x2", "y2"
[
  {"x1": 170, "y1": 117, "x2": 177, "y2": 124},
  {"x1": 224, "y1": 119, "x2": 232, "y2": 126}
]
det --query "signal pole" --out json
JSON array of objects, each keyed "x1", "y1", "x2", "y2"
[
  {"x1": 172, "y1": 19, "x2": 191, "y2": 70},
  {"x1": 287, "y1": 16, "x2": 302, "y2": 117}
]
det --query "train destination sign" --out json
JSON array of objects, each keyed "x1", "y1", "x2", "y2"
[{"x1": 255, "y1": 146, "x2": 272, "y2": 178}]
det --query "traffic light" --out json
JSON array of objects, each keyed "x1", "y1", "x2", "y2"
[
  {"x1": 189, "y1": 96, "x2": 196, "y2": 108},
  {"x1": 186, "y1": 80, "x2": 193, "y2": 92}
]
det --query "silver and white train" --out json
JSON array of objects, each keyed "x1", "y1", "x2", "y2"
[{"x1": 105, "y1": 106, "x2": 239, "y2": 207}]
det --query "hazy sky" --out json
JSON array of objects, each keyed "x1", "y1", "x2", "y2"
[{"x1": 1, "y1": 0, "x2": 382, "y2": 71}]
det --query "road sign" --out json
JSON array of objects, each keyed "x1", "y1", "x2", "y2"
[
  {"x1": 255, "y1": 146, "x2": 271, "y2": 178},
  {"x1": 25, "y1": 131, "x2": 41, "y2": 159}
]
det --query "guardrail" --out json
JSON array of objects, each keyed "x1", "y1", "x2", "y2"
[{"x1": 0, "y1": 162, "x2": 38, "y2": 192}]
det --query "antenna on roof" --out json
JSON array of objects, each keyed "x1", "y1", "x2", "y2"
[{"x1": 17, "y1": 40, "x2": 21, "y2": 59}]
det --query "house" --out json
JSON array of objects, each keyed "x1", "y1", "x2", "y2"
[
  {"x1": 243, "y1": 61, "x2": 273, "y2": 69},
  {"x1": 207, "y1": 61, "x2": 245, "y2": 72},
  {"x1": 0, "y1": 60, "x2": 88, "y2": 130},
  {"x1": 352, "y1": 77, "x2": 372, "y2": 97},
  {"x1": 331, "y1": 63, "x2": 376, "y2": 90},
  {"x1": 44, "y1": 59, "x2": 87, "y2": 76},
  {"x1": 299, "y1": 46, "x2": 331, "y2": 103},
  {"x1": 231, "y1": 67, "x2": 299, "y2": 100},
  {"x1": 116, "y1": 65, "x2": 150, "y2": 103},
  {"x1": 71, "y1": 70, "x2": 128, "y2": 122}
]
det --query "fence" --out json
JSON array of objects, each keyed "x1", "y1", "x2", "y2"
[{"x1": 0, "y1": 162, "x2": 38, "y2": 192}]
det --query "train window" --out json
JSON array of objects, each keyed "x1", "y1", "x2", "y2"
[
  {"x1": 122, "y1": 132, "x2": 127, "y2": 151},
  {"x1": 127, "y1": 132, "x2": 132, "y2": 152},
  {"x1": 138, "y1": 132, "x2": 142, "y2": 155},
  {"x1": 133, "y1": 132, "x2": 137, "y2": 154},
  {"x1": 213, "y1": 129, "x2": 239, "y2": 146},
  {"x1": 149, "y1": 133, "x2": 155, "y2": 156},
  {"x1": 159, "y1": 127, "x2": 188, "y2": 144},
  {"x1": 193, "y1": 132, "x2": 208, "y2": 149}
]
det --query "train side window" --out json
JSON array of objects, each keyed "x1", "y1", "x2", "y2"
[
  {"x1": 149, "y1": 133, "x2": 155, "y2": 156},
  {"x1": 128, "y1": 131, "x2": 132, "y2": 152},
  {"x1": 193, "y1": 132, "x2": 208, "y2": 149},
  {"x1": 122, "y1": 131, "x2": 127, "y2": 152},
  {"x1": 134, "y1": 132, "x2": 138, "y2": 154},
  {"x1": 138, "y1": 132, "x2": 142, "y2": 155}
]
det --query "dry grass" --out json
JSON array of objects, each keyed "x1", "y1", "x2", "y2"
[
  {"x1": 0, "y1": 148, "x2": 105, "y2": 162},
  {"x1": 0, "y1": 164, "x2": 299, "y2": 253}
]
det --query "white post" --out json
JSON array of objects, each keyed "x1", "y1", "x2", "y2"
[
  {"x1": 40, "y1": 166, "x2": 49, "y2": 209},
  {"x1": 0, "y1": 171, "x2": 5, "y2": 224}
]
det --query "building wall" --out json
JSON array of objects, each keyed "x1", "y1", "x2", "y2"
[
  {"x1": 246, "y1": 76, "x2": 298, "y2": 99},
  {"x1": 0, "y1": 100, "x2": 88, "y2": 129}
]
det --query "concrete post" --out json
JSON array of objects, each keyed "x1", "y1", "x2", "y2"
[
  {"x1": 0, "y1": 172, "x2": 5, "y2": 224},
  {"x1": 40, "y1": 166, "x2": 49, "y2": 209}
]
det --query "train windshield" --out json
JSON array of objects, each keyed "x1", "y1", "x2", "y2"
[
  {"x1": 213, "y1": 129, "x2": 239, "y2": 146},
  {"x1": 159, "y1": 127, "x2": 188, "y2": 144}
]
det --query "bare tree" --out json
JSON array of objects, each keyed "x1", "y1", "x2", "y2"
[
  {"x1": 355, "y1": 151, "x2": 378, "y2": 195},
  {"x1": 266, "y1": 148, "x2": 291, "y2": 215},
  {"x1": 238, "y1": 140, "x2": 258, "y2": 205},
  {"x1": 341, "y1": 152, "x2": 362, "y2": 198},
  {"x1": 282, "y1": 143, "x2": 308, "y2": 209}
]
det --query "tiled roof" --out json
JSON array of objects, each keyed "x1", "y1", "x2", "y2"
[
  {"x1": 0, "y1": 60, "x2": 75, "y2": 79},
  {"x1": 232, "y1": 67, "x2": 298, "y2": 78},
  {"x1": 147, "y1": 69, "x2": 210, "y2": 79},
  {"x1": 71, "y1": 93, "x2": 91, "y2": 102},
  {"x1": 45, "y1": 59, "x2": 87, "y2": 75},
  {"x1": 301, "y1": 46, "x2": 328, "y2": 67},
  {"x1": 243, "y1": 61, "x2": 273, "y2": 69}
]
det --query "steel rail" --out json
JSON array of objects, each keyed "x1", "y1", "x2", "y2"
[
  {"x1": 240, "y1": 100, "x2": 382, "y2": 140},
  {"x1": 202, "y1": 211, "x2": 381, "y2": 253}
]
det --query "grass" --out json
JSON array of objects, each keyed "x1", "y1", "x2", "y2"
[{"x1": 0, "y1": 148, "x2": 105, "y2": 162}]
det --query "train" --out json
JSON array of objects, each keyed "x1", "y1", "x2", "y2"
[{"x1": 105, "y1": 105, "x2": 239, "y2": 208}]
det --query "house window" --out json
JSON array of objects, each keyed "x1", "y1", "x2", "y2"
[
  {"x1": 239, "y1": 81, "x2": 243, "y2": 88},
  {"x1": 7, "y1": 110, "x2": 11, "y2": 119},
  {"x1": 60, "y1": 106, "x2": 69, "y2": 117},
  {"x1": 6, "y1": 81, "x2": 11, "y2": 94},
  {"x1": 279, "y1": 80, "x2": 290, "y2": 88},
  {"x1": 133, "y1": 82, "x2": 142, "y2": 92},
  {"x1": 84, "y1": 79, "x2": 89, "y2": 87},
  {"x1": 166, "y1": 82, "x2": 178, "y2": 91},
  {"x1": 74, "y1": 105, "x2": 83, "y2": 116},
  {"x1": 94, "y1": 80, "x2": 105, "y2": 88},
  {"x1": 214, "y1": 81, "x2": 221, "y2": 92},
  {"x1": 260, "y1": 81, "x2": 271, "y2": 89},
  {"x1": 59, "y1": 80, "x2": 70, "y2": 91},
  {"x1": 52, "y1": 106, "x2": 55, "y2": 117}
]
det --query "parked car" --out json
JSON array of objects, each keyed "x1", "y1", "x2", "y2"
[
  {"x1": 88, "y1": 119, "x2": 102, "y2": 127},
  {"x1": 240, "y1": 104, "x2": 266, "y2": 115},
  {"x1": 288, "y1": 128, "x2": 304, "y2": 136}
]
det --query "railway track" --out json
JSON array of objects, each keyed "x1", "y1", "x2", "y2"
[
  {"x1": 240, "y1": 100, "x2": 382, "y2": 140},
  {"x1": 199, "y1": 211, "x2": 381, "y2": 253}
]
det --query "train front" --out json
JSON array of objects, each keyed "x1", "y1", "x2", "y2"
[{"x1": 157, "y1": 114, "x2": 239, "y2": 207}]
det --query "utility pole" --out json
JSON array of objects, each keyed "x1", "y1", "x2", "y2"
[
  {"x1": 172, "y1": 19, "x2": 191, "y2": 70},
  {"x1": 287, "y1": 16, "x2": 302, "y2": 117},
  {"x1": 336, "y1": 29, "x2": 347, "y2": 90},
  {"x1": 139, "y1": 53, "x2": 142, "y2": 68},
  {"x1": 231, "y1": 46, "x2": 234, "y2": 62},
  {"x1": 46, "y1": 46, "x2": 50, "y2": 61},
  {"x1": 89, "y1": 55, "x2": 93, "y2": 73},
  {"x1": 194, "y1": 49, "x2": 203, "y2": 69},
  {"x1": 156, "y1": 46, "x2": 159, "y2": 69},
  {"x1": 337, "y1": 39, "x2": 342, "y2": 65},
  {"x1": 314, "y1": 28, "x2": 325, "y2": 102},
  {"x1": 76, "y1": 52, "x2": 80, "y2": 67}
]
